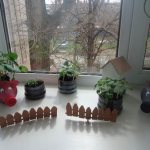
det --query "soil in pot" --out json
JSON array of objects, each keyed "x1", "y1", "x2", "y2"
[
  {"x1": 58, "y1": 76, "x2": 77, "y2": 94},
  {"x1": 25, "y1": 80, "x2": 46, "y2": 100},
  {"x1": 0, "y1": 74, "x2": 10, "y2": 81},
  {"x1": 98, "y1": 95, "x2": 123, "y2": 114}
]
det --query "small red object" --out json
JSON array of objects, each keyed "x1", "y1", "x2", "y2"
[{"x1": 0, "y1": 80, "x2": 18, "y2": 107}]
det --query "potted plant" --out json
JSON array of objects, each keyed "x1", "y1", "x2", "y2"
[
  {"x1": 140, "y1": 84, "x2": 150, "y2": 113},
  {"x1": 58, "y1": 61, "x2": 79, "y2": 94},
  {"x1": 25, "y1": 79, "x2": 46, "y2": 100},
  {"x1": 0, "y1": 52, "x2": 28, "y2": 107},
  {"x1": 95, "y1": 77, "x2": 130, "y2": 113}
]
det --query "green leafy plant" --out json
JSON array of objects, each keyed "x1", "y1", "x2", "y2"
[
  {"x1": 59, "y1": 61, "x2": 79, "y2": 81},
  {"x1": 95, "y1": 77, "x2": 130, "y2": 101},
  {"x1": 0, "y1": 52, "x2": 28, "y2": 80},
  {"x1": 25, "y1": 80, "x2": 43, "y2": 87}
]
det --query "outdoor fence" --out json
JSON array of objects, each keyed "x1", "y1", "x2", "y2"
[
  {"x1": 0, "y1": 106, "x2": 57, "y2": 128},
  {"x1": 66, "y1": 103, "x2": 118, "y2": 122}
]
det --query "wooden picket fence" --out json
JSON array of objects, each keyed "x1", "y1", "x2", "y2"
[
  {"x1": 0, "y1": 106, "x2": 57, "y2": 128},
  {"x1": 66, "y1": 103, "x2": 118, "y2": 122}
]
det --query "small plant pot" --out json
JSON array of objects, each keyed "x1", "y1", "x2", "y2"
[
  {"x1": 140, "y1": 87, "x2": 150, "y2": 113},
  {"x1": 98, "y1": 96, "x2": 123, "y2": 114},
  {"x1": 0, "y1": 80, "x2": 18, "y2": 107},
  {"x1": 58, "y1": 79, "x2": 77, "y2": 94},
  {"x1": 25, "y1": 80, "x2": 46, "y2": 100}
]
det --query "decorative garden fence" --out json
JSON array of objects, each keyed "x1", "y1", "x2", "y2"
[
  {"x1": 0, "y1": 106, "x2": 57, "y2": 128},
  {"x1": 0, "y1": 103, "x2": 118, "y2": 128},
  {"x1": 66, "y1": 103, "x2": 118, "y2": 122}
]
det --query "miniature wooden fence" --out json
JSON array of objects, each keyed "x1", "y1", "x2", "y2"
[
  {"x1": 0, "y1": 106, "x2": 57, "y2": 128},
  {"x1": 66, "y1": 103, "x2": 118, "y2": 122}
]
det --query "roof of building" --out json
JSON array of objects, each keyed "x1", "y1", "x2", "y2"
[{"x1": 102, "y1": 56, "x2": 131, "y2": 75}]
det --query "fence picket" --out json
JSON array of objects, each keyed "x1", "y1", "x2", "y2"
[
  {"x1": 79, "y1": 106, "x2": 85, "y2": 118},
  {"x1": 98, "y1": 109, "x2": 104, "y2": 120},
  {"x1": 86, "y1": 107, "x2": 91, "y2": 120},
  {"x1": 73, "y1": 104, "x2": 78, "y2": 116},
  {"x1": 30, "y1": 108, "x2": 36, "y2": 120},
  {"x1": 37, "y1": 107, "x2": 44, "y2": 119},
  {"x1": 104, "y1": 108, "x2": 111, "y2": 121},
  {"x1": 14, "y1": 112, "x2": 22, "y2": 124},
  {"x1": 6, "y1": 114, "x2": 14, "y2": 126},
  {"x1": 22, "y1": 110, "x2": 30, "y2": 122},
  {"x1": 51, "y1": 106, "x2": 57, "y2": 117},
  {"x1": 111, "y1": 109, "x2": 118, "y2": 122},
  {"x1": 0, "y1": 116, "x2": 7, "y2": 128},
  {"x1": 44, "y1": 107, "x2": 50, "y2": 118},
  {"x1": 66, "y1": 103, "x2": 72, "y2": 116},
  {"x1": 92, "y1": 107, "x2": 98, "y2": 120}
]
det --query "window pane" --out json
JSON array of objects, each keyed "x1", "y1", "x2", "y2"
[
  {"x1": 3, "y1": 0, "x2": 122, "y2": 73},
  {"x1": 143, "y1": 24, "x2": 150, "y2": 69}
]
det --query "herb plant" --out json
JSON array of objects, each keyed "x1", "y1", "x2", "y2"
[
  {"x1": 95, "y1": 77, "x2": 130, "y2": 101},
  {"x1": 59, "y1": 61, "x2": 79, "y2": 81},
  {"x1": 0, "y1": 52, "x2": 28, "y2": 80},
  {"x1": 25, "y1": 80, "x2": 43, "y2": 87}
]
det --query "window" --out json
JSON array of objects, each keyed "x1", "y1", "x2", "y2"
[
  {"x1": 3, "y1": 0, "x2": 149, "y2": 84},
  {"x1": 3, "y1": 0, "x2": 122, "y2": 74}
]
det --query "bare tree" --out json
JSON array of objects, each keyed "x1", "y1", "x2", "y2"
[
  {"x1": 25, "y1": 0, "x2": 75, "y2": 70},
  {"x1": 75, "y1": 0, "x2": 119, "y2": 72},
  {"x1": 4, "y1": 0, "x2": 120, "y2": 72}
]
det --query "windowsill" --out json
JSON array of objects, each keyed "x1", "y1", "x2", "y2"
[
  {"x1": 0, "y1": 84, "x2": 150, "y2": 150},
  {"x1": 15, "y1": 73, "x2": 101, "y2": 87}
]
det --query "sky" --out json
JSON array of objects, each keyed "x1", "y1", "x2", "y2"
[{"x1": 45, "y1": 0, "x2": 121, "y2": 4}]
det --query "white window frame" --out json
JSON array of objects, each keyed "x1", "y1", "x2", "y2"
[
  {"x1": 1, "y1": 0, "x2": 144, "y2": 86},
  {"x1": 0, "y1": 1, "x2": 8, "y2": 53},
  {"x1": 126, "y1": 0, "x2": 150, "y2": 84}
]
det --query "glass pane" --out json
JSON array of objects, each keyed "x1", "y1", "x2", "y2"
[
  {"x1": 143, "y1": 24, "x2": 150, "y2": 69},
  {"x1": 3, "y1": 0, "x2": 122, "y2": 73}
]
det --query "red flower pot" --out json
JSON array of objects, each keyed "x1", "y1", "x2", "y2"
[{"x1": 0, "y1": 80, "x2": 18, "y2": 107}]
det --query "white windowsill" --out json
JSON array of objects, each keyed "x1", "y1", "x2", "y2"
[
  {"x1": 0, "y1": 84, "x2": 150, "y2": 150},
  {"x1": 15, "y1": 73, "x2": 101, "y2": 87}
]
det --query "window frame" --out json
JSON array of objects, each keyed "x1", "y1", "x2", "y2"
[
  {"x1": 0, "y1": 0, "x2": 10, "y2": 53},
  {"x1": 126, "y1": 0, "x2": 150, "y2": 84}
]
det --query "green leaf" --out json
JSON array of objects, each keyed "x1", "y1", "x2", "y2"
[
  {"x1": 0, "y1": 65, "x2": 4, "y2": 71},
  {"x1": 3, "y1": 64, "x2": 20, "y2": 73},
  {"x1": 59, "y1": 61, "x2": 79, "y2": 80},
  {"x1": 63, "y1": 60, "x2": 69, "y2": 66},
  {"x1": 7, "y1": 52, "x2": 18, "y2": 61},
  {"x1": 19, "y1": 66, "x2": 28, "y2": 73},
  {"x1": 95, "y1": 77, "x2": 130, "y2": 100}
]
